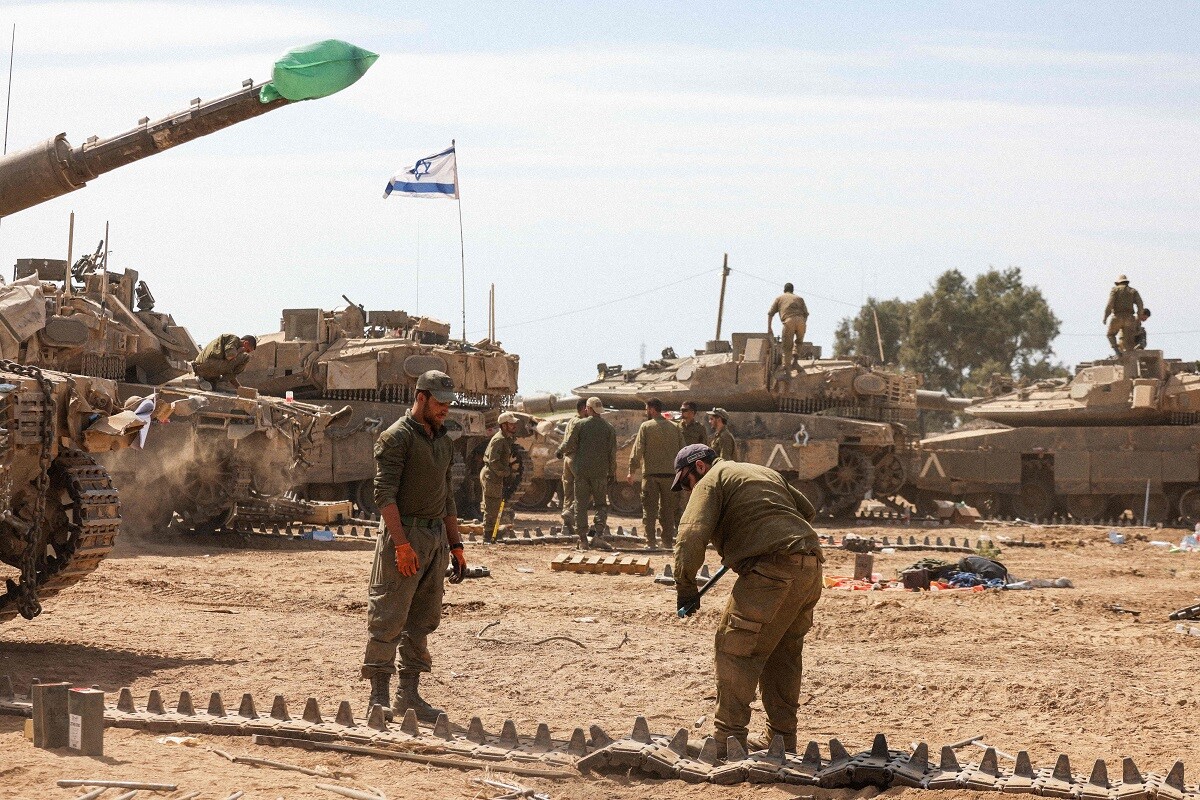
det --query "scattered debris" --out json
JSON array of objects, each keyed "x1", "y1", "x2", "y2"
[
  {"x1": 1105, "y1": 605, "x2": 1141, "y2": 616},
  {"x1": 57, "y1": 779, "x2": 178, "y2": 791},
  {"x1": 315, "y1": 784, "x2": 386, "y2": 800},
  {"x1": 1169, "y1": 602, "x2": 1200, "y2": 621},
  {"x1": 212, "y1": 746, "x2": 336, "y2": 777},
  {"x1": 470, "y1": 775, "x2": 551, "y2": 800}
]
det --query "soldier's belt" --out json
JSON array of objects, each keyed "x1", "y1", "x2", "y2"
[{"x1": 400, "y1": 516, "x2": 443, "y2": 529}]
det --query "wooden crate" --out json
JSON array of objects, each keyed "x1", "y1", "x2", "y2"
[
  {"x1": 550, "y1": 552, "x2": 651, "y2": 576},
  {"x1": 299, "y1": 500, "x2": 354, "y2": 525}
]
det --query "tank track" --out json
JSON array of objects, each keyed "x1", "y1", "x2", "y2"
[
  {"x1": 0, "y1": 682, "x2": 1194, "y2": 795},
  {"x1": 0, "y1": 452, "x2": 121, "y2": 623}
]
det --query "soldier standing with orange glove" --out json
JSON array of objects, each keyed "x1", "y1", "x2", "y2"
[{"x1": 363, "y1": 370, "x2": 467, "y2": 722}]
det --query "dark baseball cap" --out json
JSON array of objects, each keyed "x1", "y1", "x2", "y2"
[
  {"x1": 672, "y1": 443, "x2": 717, "y2": 491},
  {"x1": 416, "y1": 370, "x2": 456, "y2": 403}
]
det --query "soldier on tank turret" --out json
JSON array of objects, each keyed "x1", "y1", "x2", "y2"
[
  {"x1": 1133, "y1": 307, "x2": 1151, "y2": 350},
  {"x1": 192, "y1": 334, "x2": 257, "y2": 392},
  {"x1": 1103, "y1": 275, "x2": 1144, "y2": 356},
  {"x1": 767, "y1": 283, "x2": 809, "y2": 364}
]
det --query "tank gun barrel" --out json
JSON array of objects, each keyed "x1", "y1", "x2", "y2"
[
  {"x1": 0, "y1": 82, "x2": 288, "y2": 218},
  {"x1": 916, "y1": 388, "x2": 976, "y2": 412}
]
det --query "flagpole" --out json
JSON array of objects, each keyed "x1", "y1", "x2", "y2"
[{"x1": 453, "y1": 138, "x2": 466, "y2": 343}]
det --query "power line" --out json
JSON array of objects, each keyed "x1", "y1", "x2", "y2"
[
  {"x1": 475, "y1": 266, "x2": 721, "y2": 336},
  {"x1": 728, "y1": 266, "x2": 860, "y2": 308}
]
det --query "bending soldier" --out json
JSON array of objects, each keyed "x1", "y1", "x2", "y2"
[
  {"x1": 628, "y1": 397, "x2": 684, "y2": 548},
  {"x1": 767, "y1": 283, "x2": 809, "y2": 364},
  {"x1": 672, "y1": 444, "x2": 824, "y2": 755},
  {"x1": 481, "y1": 411, "x2": 520, "y2": 543},
  {"x1": 1103, "y1": 275, "x2": 1144, "y2": 355},
  {"x1": 192, "y1": 333, "x2": 257, "y2": 392}
]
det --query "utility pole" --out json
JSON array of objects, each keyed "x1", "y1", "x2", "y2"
[{"x1": 714, "y1": 252, "x2": 730, "y2": 341}]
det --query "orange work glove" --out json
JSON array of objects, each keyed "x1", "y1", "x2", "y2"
[
  {"x1": 448, "y1": 543, "x2": 467, "y2": 584},
  {"x1": 393, "y1": 541, "x2": 419, "y2": 577}
]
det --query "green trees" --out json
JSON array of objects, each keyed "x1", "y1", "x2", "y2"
[{"x1": 833, "y1": 267, "x2": 1067, "y2": 396}]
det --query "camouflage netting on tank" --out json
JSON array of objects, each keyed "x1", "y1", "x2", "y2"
[{"x1": 0, "y1": 683, "x2": 1195, "y2": 796}]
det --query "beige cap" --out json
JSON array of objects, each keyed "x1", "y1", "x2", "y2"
[
  {"x1": 707, "y1": 407, "x2": 730, "y2": 422},
  {"x1": 497, "y1": 411, "x2": 519, "y2": 424},
  {"x1": 1115, "y1": 274, "x2": 1129, "y2": 284},
  {"x1": 586, "y1": 397, "x2": 604, "y2": 414}
]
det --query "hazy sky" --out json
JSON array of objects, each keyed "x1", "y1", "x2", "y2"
[{"x1": 1, "y1": 2, "x2": 1197, "y2": 395}]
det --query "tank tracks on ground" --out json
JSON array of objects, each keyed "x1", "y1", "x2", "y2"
[
  {"x1": 0, "y1": 681, "x2": 1195, "y2": 796},
  {"x1": 0, "y1": 452, "x2": 120, "y2": 624}
]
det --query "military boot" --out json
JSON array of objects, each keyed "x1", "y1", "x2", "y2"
[
  {"x1": 747, "y1": 730, "x2": 797, "y2": 752},
  {"x1": 368, "y1": 674, "x2": 393, "y2": 722},
  {"x1": 394, "y1": 676, "x2": 444, "y2": 724},
  {"x1": 645, "y1": 526, "x2": 658, "y2": 549}
]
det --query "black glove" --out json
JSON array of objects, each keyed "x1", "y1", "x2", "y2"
[{"x1": 677, "y1": 589, "x2": 701, "y2": 617}]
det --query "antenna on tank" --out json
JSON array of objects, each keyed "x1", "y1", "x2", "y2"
[{"x1": 714, "y1": 252, "x2": 730, "y2": 340}]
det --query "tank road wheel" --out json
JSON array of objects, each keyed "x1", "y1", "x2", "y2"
[
  {"x1": 513, "y1": 478, "x2": 554, "y2": 511},
  {"x1": 964, "y1": 492, "x2": 1005, "y2": 519},
  {"x1": 790, "y1": 479, "x2": 827, "y2": 517},
  {"x1": 1066, "y1": 494, "x2": 1109, "y2": 521},
  {"x1": 1011, "y1": 471, "x2": 1056, "y2": 520},
  {"x1": 871, "y1": 452, "x2": 907, "y2": 498},
  {"x1": 177, "y1": 461, "x2": 234, "y2": 530},
  {"x1": 608, "y1": 481, "x2": 641, "y2": 517},
  {"x1": 1122, "y1": 493, "x2": 1171, "y2": 525},
  {"x1": 1180, "y1": 489, "x2": 1200, "y2": 525},
  {"x1": 823, "y1": 449, "x2": 874, "y2": 518}
]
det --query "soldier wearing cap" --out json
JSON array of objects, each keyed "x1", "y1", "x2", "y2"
[
  {"x1": 707, "y1": 408, "x2": 737, "y2": 462},
  {"x1": 767, "y1": 283, "x2": 809, "y2": 364},
  {"x1": 363, "y1": 370, "x2": 467, "y2": 723},
  {"x1": 558, "y1": 396, "x2": 617, "y2": 548},
  {"x1": 192, "y1": 333, "x2": 257, "y2": 392},
  {"x1": 672, "y1": 443, "x2": 824, "y2": 756},
  {"x1": 481, "y1": 411, "x2": 520, "y2": 543},
  {"x1": 1103, "y1": 275, "x2": 1144, "y2": 355},
  {"x1": 628, "y1": 397, "x2": 684, "y2": 548}
]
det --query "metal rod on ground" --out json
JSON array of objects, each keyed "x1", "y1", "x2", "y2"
[
  {"x1": 220, "y1": 793, "x2": 243, "y2": 800},
  {"x1": 315, "y1": 784, "x2": 384, "y2": 800},
  {"x1": 111, "y1": 793, "x2": 137, "y2": 800},
  {"x1": 969, "y1": 739, "x2": 1017, "y2": 762},
  {"x1": 946, "y1": 734, "x2": 986, "y2": 749},
  {"x1": 58, "y1": 780, "x2": 177, "y2": 791},
  {"x1": 74, "y1": 789, "x2": 107, "y2": 800},
  {"x1": 251, "y1": 734, "x2": 575, "y2": 779},
  {"x1": 175, "y1": 793, "x2": 202, "y2": 800},
  {"x1": 1143, "y1": 479, "x2": 1151, "y2": 527}
]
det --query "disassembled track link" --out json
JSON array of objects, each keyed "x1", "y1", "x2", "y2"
[
  {"x1": 0, "y1": 452, "x2": 121, "y2": 624},
  {"x1": 0, "y1": 682, "x2": 1196, "y2": 795}
]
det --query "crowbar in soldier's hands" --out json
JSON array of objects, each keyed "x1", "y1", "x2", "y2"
[{"x1": 677, "y1": 565, "x2": 730, "y2": 618}]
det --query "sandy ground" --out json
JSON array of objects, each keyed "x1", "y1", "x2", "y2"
[{"x1": 3, "y1": 511, "x2": 1200, "y2": 800}]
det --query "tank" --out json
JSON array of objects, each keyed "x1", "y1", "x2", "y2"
[
  {"x1": 97, "y1": 382, "x2": 340, "y2": 532},
  {"x1": 8, "y1": 253, "x2": 197, "y2": 384},
  {"x1": 0, "y1": 40, "x2": 375, "y2": 218},
  {"x1": 571, "y1": 335, "x2": 922, "y2": 516},
  {"x1": 239, "y1": 301, "x2": 527, "y2": 517},
  {"x1": 0, "y1": 363, "x2": 133, "y2": 624},
  {"x1": 907, "y1": 349, "x2": 1200, "y2": 524}
]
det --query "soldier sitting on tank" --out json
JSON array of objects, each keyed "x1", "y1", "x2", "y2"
[
  {"x1": 767, "y1": 283, "x2": 809, "y2": 364},
  {"x1": 191, "y1": 334, "x2": 257, "y2": 392},
  {"x1": 1103, "y1": 275, "x2": 1144, "y2": 356},
  {"x1": 1132, "y1": 307, "x2": 1151, "y2": 350}
]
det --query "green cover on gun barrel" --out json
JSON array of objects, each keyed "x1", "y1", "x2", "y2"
[{"x1": 260, "y1": 39, "x2": 378, "y2": 103}]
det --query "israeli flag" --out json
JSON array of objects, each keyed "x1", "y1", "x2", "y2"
[{"x1": 384, "y1": 145, "x2": 458, "y2": 199}]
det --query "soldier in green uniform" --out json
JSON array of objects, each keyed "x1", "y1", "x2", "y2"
[
  {"x1": 559, "y1": 396, "x2": 616, "y2": 549},
  {"x1": 767, "y1": 283, "x2": 809, "y2": 364},
  {"x1": 481, "y1": 411, "x2": 520, "y2": 543},
  {"x1": 627, "y1": 398, "x2": 684, "y2": 547},
  {"x1": 555, "y1": 398, "x2": 589, "y2": 531},
  {"x1": 1133, "y1": 307, "x2": 1151, "y2": 350},
  {"x1": 672, "y1": 444, "x2": 824, "y2": 755},
  {"x1": 707, "y1": 408, "x2": 737, "y2": 462},
  {"x1": 363, "y1": 370, "x2": 467, "y2": 722},
  {"x1": 192, "y1": 333, "x2": 257, "y2": 392},
  {"x1": 1103, "y1": 275, "x2": 1144, "y2": 355},
  {"x1": 677, "y1": 401, "x2": 707, "y2": 446}
]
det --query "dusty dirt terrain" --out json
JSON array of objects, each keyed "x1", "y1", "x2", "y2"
[{"x1": 2, "y1": 512, "x2": 1200, "y2": 799}]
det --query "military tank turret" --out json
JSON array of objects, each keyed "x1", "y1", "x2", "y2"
[
  {"x1": 910, "y1": 350, "x2": 1200, "y2": 524},
  {"x1": 240, "y1": 302, "x2": 526, "y2": 517},
  {"x1": 573, "y1": 335, "x2": 921, "y2": 517}
]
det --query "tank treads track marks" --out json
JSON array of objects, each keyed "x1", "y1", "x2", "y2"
[{"x1": 0, "y1": 685, "x2": 1196, "y2": 795}]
